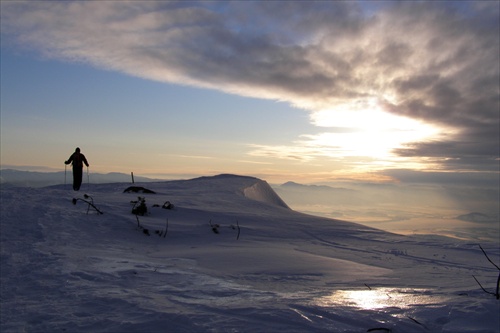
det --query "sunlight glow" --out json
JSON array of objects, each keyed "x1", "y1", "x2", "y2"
[
  {"x1": 315, "y1": 288, "x2": 444, "y2": 311},
  {"x1": 309, "y1": 99, "x2": 442, "y2": 160}
]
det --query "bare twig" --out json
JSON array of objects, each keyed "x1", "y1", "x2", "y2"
[
  {"x1": 496, "y1": 274, "x2": 500, "y2": 300},
  {"x1": 72, "y1": 197, "x2": 103, "y2": 215},
  {"x1": 478, "y1": 244, "x2": 500, "y2": 270},
  {"x1": 472, "y1": 275, "x2": 496, "y2": 296},
  {"x1": 407, "y1": 316, "x2": 428, "y2": 330},
  {"x1": 476, "y1": 244, "x2": 500, "y2": 299}
]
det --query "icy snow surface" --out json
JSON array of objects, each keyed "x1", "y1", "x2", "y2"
[{"x1": 1, "y1": 174, "x2": 498, "y2": 332}]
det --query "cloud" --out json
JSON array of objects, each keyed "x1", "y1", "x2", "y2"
[
  {"x1": 1, "y1": 1, "x2": 498, "y2": 172},
  {"x1": 247, "y1": 142, "x2": 318, "y2": 162},
  {"x1": 380, "y1": 168, "x2": 499, "y2": 188}
]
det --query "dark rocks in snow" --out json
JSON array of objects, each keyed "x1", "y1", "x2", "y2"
[
  {"x1": 162, "y1": 201, "x2": 174, "y2": 209},
  {"x1": 123, "y1": 186, "x2": 156, "y2": 194}
]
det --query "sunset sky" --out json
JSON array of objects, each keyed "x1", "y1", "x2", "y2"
[{"x1": 1, "y1": 1, "x2": 498, "y2": 186}]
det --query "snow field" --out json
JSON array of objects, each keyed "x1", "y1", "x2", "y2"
[{"x1": 1, "y1": 175, "x2": 498, "y2": 332}]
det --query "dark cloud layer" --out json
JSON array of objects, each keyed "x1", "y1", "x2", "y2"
[{"x1": 1, "y1": 1, "x2": 498, "y2": 173}]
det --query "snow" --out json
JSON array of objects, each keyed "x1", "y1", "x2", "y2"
[
  {"x1": 1, "y1": 174, "x2": 499, "y2": 332},
  {"x1": 242, "y1": 178, "x2": 290, "y2": 209}
]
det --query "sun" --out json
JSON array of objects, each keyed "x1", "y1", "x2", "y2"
[{"x1": 307, "y1": 99, "x2": 442, "y2": 162}]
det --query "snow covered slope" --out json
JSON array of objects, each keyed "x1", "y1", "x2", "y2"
[
  {"x1": 242, "y1": 177, "x2": 290, "y2": 209},
  {"x1": 1, "y1": 174, "x2": 498, "y2": 332}
]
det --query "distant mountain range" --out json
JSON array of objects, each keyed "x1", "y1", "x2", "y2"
[
  {"x1": 456, "y1": 212, "x2": 497, "y2": 223},
  {"x1": 280, "y1": 181, "x2": 354, "y2": 192},
  {"x1": 0, "y1": 169, "x2": 158, "y2": 188}
]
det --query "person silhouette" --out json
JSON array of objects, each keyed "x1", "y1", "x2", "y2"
[{"x1": 65, "y1": 147, "x2": 89, "y2": 191}]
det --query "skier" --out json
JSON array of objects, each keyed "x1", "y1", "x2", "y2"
[{"x1": 65, "y1": 147, "x2": 89, "y2": 191}]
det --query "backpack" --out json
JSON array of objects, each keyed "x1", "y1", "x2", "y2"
[{"x1": 73, "y1": 153, "x2": 82, "y2": 167}]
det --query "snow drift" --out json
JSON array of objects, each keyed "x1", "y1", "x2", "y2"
[
  {"x1": 242, "y1": 178, "x2": 290, "y2": 209},
  {"x1": 1, "y1": 174, "x2": 498, "y2": 332}
]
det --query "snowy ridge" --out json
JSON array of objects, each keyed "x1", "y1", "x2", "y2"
[
  {"x1": 0, "y1": 168, "x2": 156, "y2": 188},
  {"x1": 243, "y1": 179, "x2": 290, "y2": 209},
  {"x1": 1, "y1": 174, "x2": 499, "y2": 332}
]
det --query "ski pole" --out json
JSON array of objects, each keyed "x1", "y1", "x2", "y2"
[
  {"x1": 87, "y1": 166, "x2": 90, "y2": 190},
  {"x1": 64, "y1": 164, "x2": 67, "y2": 186}
]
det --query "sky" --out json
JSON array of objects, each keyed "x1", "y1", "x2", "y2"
[{"x1": 1, "y1": 1, "x2": 499, "y2": 187}]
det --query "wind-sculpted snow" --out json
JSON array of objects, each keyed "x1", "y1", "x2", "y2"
[
  {"x1": 243, "y1": 179, "x2": 290, "y2": 209},
  {"x1": 1, "y1": 174, "x2": 499, "y2": 332}
]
